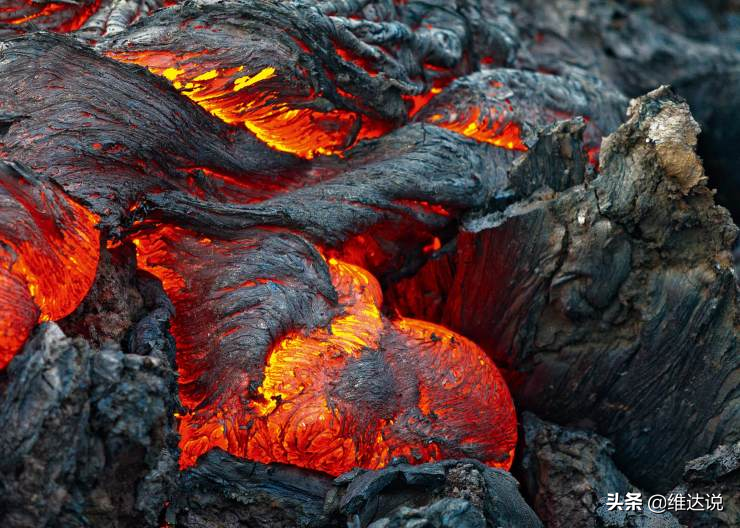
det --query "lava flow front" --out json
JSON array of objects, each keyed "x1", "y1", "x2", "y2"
[
  {"x1": 0, "y1": 1, "x2": 532, "y2": 478},
  {"x1": 133, "y1": 226, "x2": 516, "y2": 476}
]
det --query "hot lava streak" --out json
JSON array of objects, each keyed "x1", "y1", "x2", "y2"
[
  {"x1": 0, "y1": 0, "x2": 102, "y2": 32},
  {"x1": 133, "y1": 226, "x2": 517, "y2": 476},
  {"x1": 107, "y1": 50, "x2": 394, "y2": 159},
  {"x1": 0, "y1": 162, "x2": 100, "y2": 368}
]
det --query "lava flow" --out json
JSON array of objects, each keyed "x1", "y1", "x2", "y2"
[
  {"x1": 107, "y1": 50, "x2": 394, "y2": 159},
  {"x1": 133, "y1": 226, "x2": 517, "y2": 476},
  {"x1": 426, "y1": 107, "x2": 527, "y2": 151},
  {"x1": 105, "y1": 52, "x2": 527, "y2": 158},
  {"x1": 0, "y1": 0, "x2": 101, "y2": 32},
  {"x1": 0, "y1": 162, "x2": 100, "y2": 368}
]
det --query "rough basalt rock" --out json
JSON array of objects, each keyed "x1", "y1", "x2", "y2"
[
  {"x1": 390, "y1": 87, "x2": 740, "y2": 491},
  {"x1": 0, "y1": 271, "x2": 177, "y2": 527},
  {"x1": 519, "y1": 413, "x2": 680, "y2": 528},
  {"x1": 669, "y1": 443, "x2": 740, "y2": 528},
  {"x1": 164, "y1": 451, "x2": 543, "y2": 528}
]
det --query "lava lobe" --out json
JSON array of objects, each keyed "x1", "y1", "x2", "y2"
[{"x1": 133, "y1": 226, "x2": 517, "y2": 475}]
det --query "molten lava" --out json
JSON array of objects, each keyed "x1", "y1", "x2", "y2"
[
  {"x1": 0, "y1": 0, "x2": 101, "y2": 32},
  {"x1": 105, "y1": 49, "x2": 530, "y2": 159},
  {"x1": 107, "y1": 50, "x2": 394, "y2": 159},
  {"x1": 133, "y1": 227, "x2": 517, "y2": 476},
  {"x1": 0, "y1": 162, "x2": 100, "y2": 368},
  {"x1": 0, "y1": 267, "x2": 38, "y2": 368},
  {"x1": 424, "y1": 106, "x2": 527, "y2": 151}
]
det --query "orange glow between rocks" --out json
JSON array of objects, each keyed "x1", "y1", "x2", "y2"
[
  {"x1": 133, "y1": 228, "x2": 517, "y2": 476},
  {"x1": 0, "y1": 171, "x2": 100, "y2": 368},
  {"x1": 1, "y1": 0, "x2": 101, "y2": 32},
  {"x1": 426, "y1": 107, "x2": 527, "y2": 151},
  {"x1": 106, "y1": 50, "x2": 394, "y2": 159},
  {"x1": 106, "y1": 50, "x2": 527, "y2": 159}
]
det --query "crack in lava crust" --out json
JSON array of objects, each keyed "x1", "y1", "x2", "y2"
[{"x1": 133, "y1": 227, "x2": 516, "y2": 476}]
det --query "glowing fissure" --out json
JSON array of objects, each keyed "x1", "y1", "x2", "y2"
[
  {"x1": 106, "y1": 51, "x2": 527, "y2": 158},
  {"x1": 426, "y1": 106, "x2": 527, "y2": 151}
]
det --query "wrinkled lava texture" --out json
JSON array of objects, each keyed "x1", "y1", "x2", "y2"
[
  {"x1": 0, "y1": 0, "x2": 626, "y2": 477},
  {"x1": 133, "y1": 226, "x2": 516, "y2": 474}
]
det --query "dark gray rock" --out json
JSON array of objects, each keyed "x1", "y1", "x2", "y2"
[
  {"x1": 0, "y1": 267, "x2": 177, "y2": 527},
  {"x1": 367, "y1": 498, "x2": 486, "y2": 528},
  {"x1": 669, "y1": 443, "x2": 740, "y2": 528},
  {"x1": 520, "y1": 413, "x2": 680, "y2": 528},
  {"x1": 169, "y1": 449, "x2": 337, "y2": 528},
  {"x1": 330, "y1": 459, "x2": 543, "y2": 528}
]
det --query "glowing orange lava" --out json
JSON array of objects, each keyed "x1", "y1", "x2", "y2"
[
  {"x1": 0, "y1": 267, "x2": 38, "y2": 369},
  {"x1": 0, "y1": 0, "x2": 101, "y2": 32},
  {"x1": 0, "y1": 165, "x2": 100, "y2": 367},
  {"x1": 133, "y1": 228, "x2": 517, "y2": 476},
  {"x1": 426, "y1": 107, "x2": 527, "y2": 151},
  {"x1": 106, "y1": 50, "x2": 527, "y2": 159},
  {"x1": 106, "y1": 50, "x2": 394, "y2": 159}
]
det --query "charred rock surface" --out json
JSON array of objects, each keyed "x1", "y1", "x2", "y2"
[
  {"x1": 509, "y1": 0, "x2": 740, "y2": 219},
  {"x1": 0, "y1": 271, "x2": 177, "y2": 527},
  {"x1": 328, "y1": 458, "x2": 542, "y2": 528},
  {"x1": 519, "y1": 412, "x2": 680, "y2": 528},
  {"x1": 166, "y1": 451, "x2": 543, "y2": 528},
  {"x1": 170, "y1": 449, "x2": 337, "y2": 528},
  {"x1": 413, "y1": 68, "x2": 626, "y2": 157},
  {"x1": 391, "y1": 88, "x2": 740, "y2": 491},
  {"x1": 59, "y1": 244, "x2": 146, "y2": 347},
  {"x1": 669, "y1": 443, "x2": 740, "y2": 528}
]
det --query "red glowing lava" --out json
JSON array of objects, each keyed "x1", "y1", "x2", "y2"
[
  {"x1": 106, "y1": 50, "x2": 395, "y2": 159},
  {"x1": 0, "y1": 0, "x2": 101, "y2": 32},
  {"x1": 425, "y1": 106, "x2": 527, "y2": 151},
  {"x1": 106, "y1": 49, "x2": 528, "y2": 159},
  {"x1": 0, "y1": 163, "x2": 100, "y2": 367},
  {"x1": 133, "y1": 226, "x2": 517, "y2": 476}
]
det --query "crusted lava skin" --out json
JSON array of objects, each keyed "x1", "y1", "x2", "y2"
[
  {"x1": 0, "y1": 29, "x2": 525, "y2": 473},
  {"x1": 0, "y1": 2, "x2": 625, "y2": 477},
  {"x1": 0, "y1": 33, "x2": 305, "y2": 231}
]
